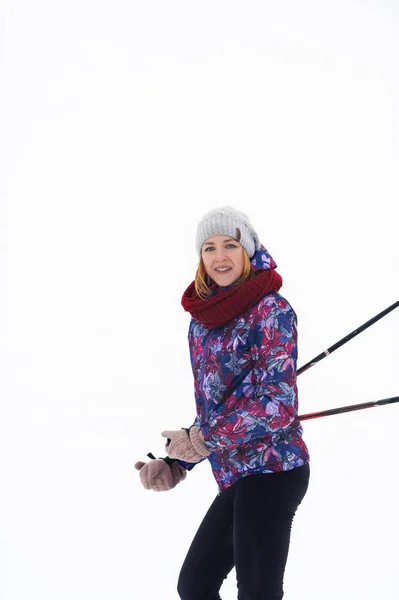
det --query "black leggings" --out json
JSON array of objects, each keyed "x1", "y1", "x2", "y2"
[{"x1": 177, "y1": 463, "x2": 310, "y2": 600}]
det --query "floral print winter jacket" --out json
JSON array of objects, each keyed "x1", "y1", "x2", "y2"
[{"x1": 183, "y1": 245, "x2": 310, "y2": 493}]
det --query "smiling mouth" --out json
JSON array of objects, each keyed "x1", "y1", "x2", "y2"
[{"x1": 215, "y1": 267, "x2": 232, "y2": 272}]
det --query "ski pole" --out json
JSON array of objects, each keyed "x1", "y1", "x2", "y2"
[
  {"x1": 145, "y1": 301, "x2": 398, "y2": 458},
  {"x1": 297, "y1": 300, "x2": 399, "y2": 376},
  {"x1": 297, "y1": 396, "x2": 399, "y2": 421},
  {"x1": 147, "y1": 396, "x2": 399, "y2": 458}
]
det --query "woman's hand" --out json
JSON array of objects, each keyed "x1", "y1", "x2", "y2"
[
  {"x1": 161, "y1": 429, "x2": 203, "y2": 462},
  {"x1": 134, "y1": 458, "x2": 186, "y2": 491},
  {"x1": 161, "y1": 427, "x2": 211, "y2": 462}
]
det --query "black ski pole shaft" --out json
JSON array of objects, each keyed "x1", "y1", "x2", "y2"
[
  {"x1": 296, "y1": 396, "x2": 399, "y2": 421},
  {"x1": 297, "y1": 300, "x2": 399, "y2": 376}
]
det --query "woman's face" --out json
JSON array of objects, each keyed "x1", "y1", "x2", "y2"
[{"x1": 201, "y1": 235, "x2": 245, "y2": 287}]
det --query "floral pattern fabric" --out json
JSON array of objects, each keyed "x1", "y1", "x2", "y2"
[{"x1": 183, "y1": 245, "x2": 310, "y2": 492}]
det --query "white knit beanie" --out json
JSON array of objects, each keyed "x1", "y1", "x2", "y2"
[{"x1": 196, "y1": 206, "x2": 260, "y2": 259}]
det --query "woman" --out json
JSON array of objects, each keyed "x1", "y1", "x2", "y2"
[{"x1": 135, "y1": 206, "x2": 310, "y2": 600}]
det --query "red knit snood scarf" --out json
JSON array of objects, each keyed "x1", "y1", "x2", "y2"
[{"x1": 181, "y1": 268, "x2": 283, "y2": 329}]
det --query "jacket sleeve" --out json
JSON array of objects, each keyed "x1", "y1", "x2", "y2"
[{"x1": 200, "y1": 300, "x2": 299, "y2": 451}]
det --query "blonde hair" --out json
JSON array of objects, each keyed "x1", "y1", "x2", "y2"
[{"x1": 194, "y1": 247, "x2": 253, "y2": 299}]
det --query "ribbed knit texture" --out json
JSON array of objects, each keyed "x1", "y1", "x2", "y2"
[
  {"x1": 190, "y1": 426, "x2": 211, "y2": 456},
  {"x1": 196, "y1": 206, "x2": 260, "y2": 258},
  {"x1": 181, "y1": 268, "x2": 283, "y2": 329}
]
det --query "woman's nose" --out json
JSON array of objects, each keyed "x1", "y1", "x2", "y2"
[{"x1": 214, "y1": 249, "x2": 228, "y2": 260}]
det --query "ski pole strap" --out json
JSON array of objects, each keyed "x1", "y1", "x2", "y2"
[
  {"x1": 297, "y1": 396, "x2": 399, "y2": 421},
  {"x1": 146, "y1": 451, "x2": 177, "y2": 466},
  {"x1": 297, "y1": 300, "x2": 399, "y2": 375}
]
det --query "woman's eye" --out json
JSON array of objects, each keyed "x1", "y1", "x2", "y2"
[{"x1": 203, "y1": 244, "x2": 237, "y2": 252}]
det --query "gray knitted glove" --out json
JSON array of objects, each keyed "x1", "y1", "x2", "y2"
[{"x1": 134, "y1": 458, "x2": 186, "y2": 492}]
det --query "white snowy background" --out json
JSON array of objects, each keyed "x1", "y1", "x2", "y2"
[{"x1": 1, "y1": 1, "x2": 398, "y2": 599}]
